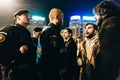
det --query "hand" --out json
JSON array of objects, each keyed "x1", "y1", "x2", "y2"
[
  {"x1": 37, "y1": 48, "x2": 42, "y2": 54},
  {"x1": 77, "y1": 58, "x2": 83, "y2": 66},
  {"x1": 19, "y1": 45, "x2": 28, "y2": 54}
]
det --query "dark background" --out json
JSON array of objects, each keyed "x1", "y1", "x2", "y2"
[{"x1": 0, "y1": 0, "x2": 120, "y2": 27}]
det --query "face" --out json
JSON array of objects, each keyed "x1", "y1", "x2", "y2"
[
  {"x1": 84, "y1": 24, "x2": 96, "y2": 39},
  {"x1": 17, "y1": 13, "x2": 30, "y2": 26},
  {"x1": 63, "y1": 29, "x2": 71, "y2": 40},
  {"x1": 95, "y1": 14, "x2": 103, "y2": 27},
  {"x1": 33, "y1": 31, "x2": 41, "y2": 38}
]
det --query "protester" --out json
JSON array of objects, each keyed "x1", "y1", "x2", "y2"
[
  {"x1": 93, "y1": 1, "x2": 120, "y2": 80},
  {"x1": 77, "y1": 23, "x2": 99, "y2": 80},
  {"x1": 62, "y1": 28, "x2": 79, "y2": 80}
]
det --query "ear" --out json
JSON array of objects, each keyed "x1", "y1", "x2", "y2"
[
  {"x1": 70, "y1": 33, "x2": 72, "y2": 37},
  {"x1": 94, "y1": 30, "x2": 97, "y2": 34},
  {"x1": 14, "y1": 17, "x2": 16, "y2": 21},
  {"x1": 16, "y1": 15, "x2": 21, "y2": 20},
  {"x1": 53, "y1": 18, "x2": 58, "y2": 25}
]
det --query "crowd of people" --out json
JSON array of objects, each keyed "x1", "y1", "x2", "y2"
[{"x1": 0, "y1": 0, "x2": 120, "y2": 80}]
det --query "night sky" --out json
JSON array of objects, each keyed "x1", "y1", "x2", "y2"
[{"x1": 0, "y1": 0, "x2": 120, "y2": 27}]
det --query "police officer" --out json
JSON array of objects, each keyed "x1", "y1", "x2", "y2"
[
  {"x1": 0, "y1": 9, "x2": 36, "y2": 80},
  {"x1": 39, "y1": 8, "x2": 65, "y2": 80},
  {"x1": 32, "y1": 27, "x2": 42, "y2": 48}
]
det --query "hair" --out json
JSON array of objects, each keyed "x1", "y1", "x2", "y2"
[
  {"x1": 84, "y1": 23, "x2": 98, "y2": 30},
  {"x1": 65, "y1": 28, "x2": 73, "y2": 35},
  {"x1": 49, "y1": 8, "x2": 64, "y2": 20},
  {"x1": 76, "y1": 35, "x2": 83, "y2": 43},
  {"x1": 93, "y1": 0, "x2": 120, "y2": 17}
]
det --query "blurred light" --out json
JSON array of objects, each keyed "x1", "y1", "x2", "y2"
[
  {"x1": 83, "y1": 16, "x2": 96, "y2": 21},
  {"x1": 0, "y1": 0, "x2": 14, "y2": 7},
  {"x1": 32, "y1": 16, "x2": 45, "y2": 21},
  {"x1": 70, "y1": 15, "x2": 81, "y2": 21}
]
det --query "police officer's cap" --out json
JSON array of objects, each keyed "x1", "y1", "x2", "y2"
[
  {"x1": 14, "y1": 9, "x2": 29, "y2": 17},
  {"x1": 33, "y1": 27, "x2": 42, "y2": 32}
]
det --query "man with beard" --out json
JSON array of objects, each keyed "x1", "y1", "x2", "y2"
[
  {"x1": 93, "y1": 1, "x2": 120, "y2": 80},
  {"x1": 77, "y1": 23, "x2": 99, "y2": 80}
]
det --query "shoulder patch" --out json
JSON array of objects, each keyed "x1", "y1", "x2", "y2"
[
  {"x1": 0, "y1": 33, "x2": 6, "y2": 43},
  {"x1": 0, "y1": 34, "x2": 6, "y2": 43}
]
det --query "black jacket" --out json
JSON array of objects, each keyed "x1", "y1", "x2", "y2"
[
  {"x1": 39, "y1": 23, "x2": 65, "y2": 80},
  {"x1": 63, "y1": 38, "x2": 78, "y2": 80},
  {"x1": 0, "y1": 24, "x2": 36, "y2": 80}
]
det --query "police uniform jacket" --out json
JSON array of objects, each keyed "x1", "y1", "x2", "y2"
[
  {"x1": 0, "y1": 24, "x2": 36, "y2": 79},
  {"x1": 39, "y1": 23, "x2": 65, "y2": 79}
]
